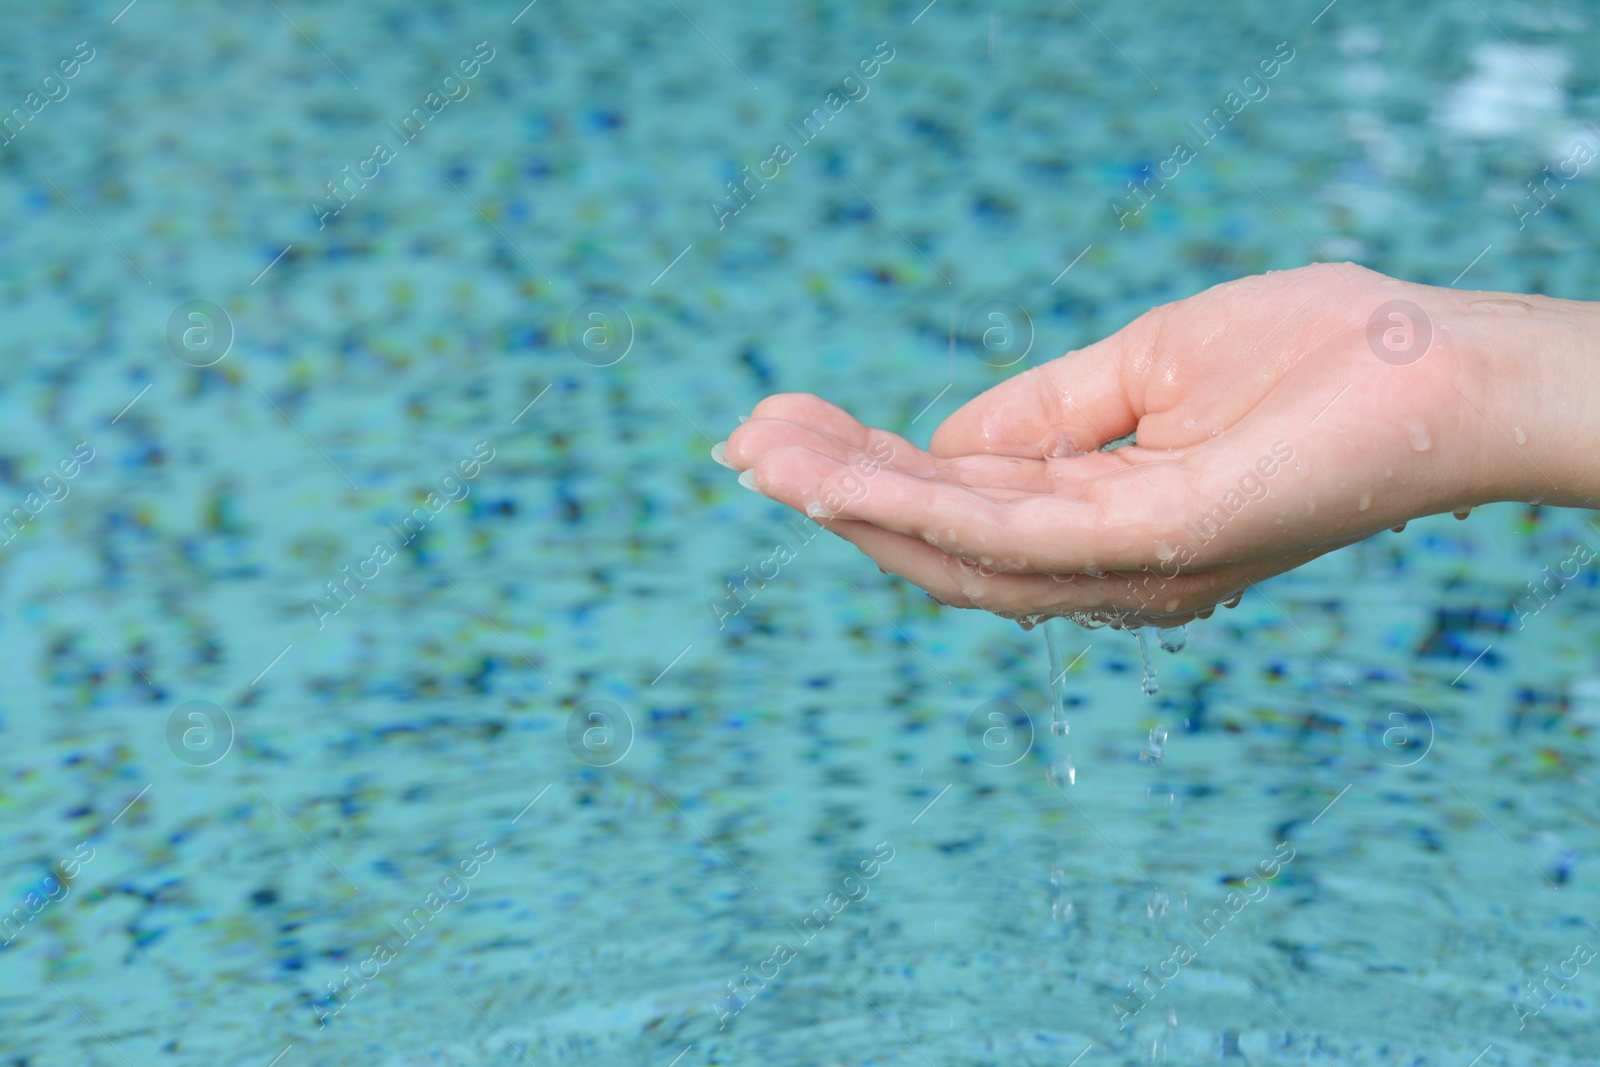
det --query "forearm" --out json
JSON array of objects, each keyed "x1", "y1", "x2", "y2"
[{"x1": 1448, "y1": 287, "x2": 1600, "y2": 510}]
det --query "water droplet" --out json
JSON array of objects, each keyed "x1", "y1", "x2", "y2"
[
  {"x1": 1469, "y1": 298, "x2": 1531, "y2": 316},
  {"x1": 1140, "y1": 725, "x2": 1168, "y2": 765},
  {"x1": 1515, "y1": 426, "x2": 1527, "y2": 445},
  {"x1": 1048, "y1": 867, "x2": 1074, "y2": 920},
  {"x1": 1148, "y1": 892, "x2": 1169, "y2": 920},
  {"x1": 1154, "y1": 541, "x2": 1176, "y2": 562},
  {"x1": 1391, "y1": 521, "x2": 1407, "y2": 533},
  {"x1": 1047, "y1": 759, "x2": 1076, "y2": 787},
  {"x1": 1134, "y1": 629, "x2": 1159, "y2": 696},
  {"x1": 1157, "y1": 625, "x2": 1187, "y2": 653},
  {"x1": 1357, "y1": 490, "x2": 1372, "y2": 512},
  {"x1": 1453, "y1": 506, "x2": 1472, "y2": 520},
  {"x1": 1044, "y1": 433, "x2": 1082, "y2": 458},
  {"x1": 1403, "y1": 419, "x2": 1433, "y2": 452}
]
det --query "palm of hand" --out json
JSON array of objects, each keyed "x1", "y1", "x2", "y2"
[{"x1": 726, "y1": 263, "x2": 1483, "y2": 626}]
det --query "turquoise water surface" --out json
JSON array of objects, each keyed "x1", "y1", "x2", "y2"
[{"x1": 1, "y1": 2, "x2": 1598, "y2": 1064}]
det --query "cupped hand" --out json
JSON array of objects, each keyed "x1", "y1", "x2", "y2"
[{"x1": 723, "y1": 263, "x2": 1512, "y2": 627}]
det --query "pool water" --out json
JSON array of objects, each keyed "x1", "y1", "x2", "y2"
[{"x1": 1, "y1": 1, "x2": 1598, "y2": 1064}]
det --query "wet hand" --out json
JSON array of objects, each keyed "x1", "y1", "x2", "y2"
[{"x1": 723, "y1": 263, "x2": 1579, "y2": 627}]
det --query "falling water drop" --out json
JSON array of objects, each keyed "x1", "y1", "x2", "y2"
[
  {"x1": 1043, "y1": 618, "x2": 1071, "y2": 737},
  {"x1": 1049, "y1": 866, "x2": 1073, "y2": 921},
  {"x1": 1156, "y1": 625, "x2": 1187, "y2": 653},
  {"x1": 1147, "y1": 891, "x2": 1169, "y2": 920},
  {"x1": 1047, "y1": 759, "x2": 1076, "y2": 788},
  {"x1": 1140, "y1": 725, "x2": 1168, "y2": 765},
  {"x1": 1134, "y1": 629, "x2": 1159, "y2": 695}
]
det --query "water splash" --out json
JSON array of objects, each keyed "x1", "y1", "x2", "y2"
[{"x1": 1134, "y1": 629, "x2": 1159, "y2": 695}]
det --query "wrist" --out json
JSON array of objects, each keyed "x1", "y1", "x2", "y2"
[{"x1": 1443, "y1": 286, "x2": 1600, "y2": 509}]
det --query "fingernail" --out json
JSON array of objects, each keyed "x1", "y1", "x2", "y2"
[
  {"x1": 737, "y1": 469, "x2": 758, "y2": 491},
  {"x1": 710, "y1": 441, "x2": 733, "y2": 469}
]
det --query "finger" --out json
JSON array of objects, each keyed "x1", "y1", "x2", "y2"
[
  {"x1": 930, "y1": 306, "x2": 1164, "y2": 459},
  {"x1": 726, "y1": 417, "x2": 940, "y2": 479},
  {"x1": 747, "y1": 442, "x2": 1199, "y2": 573},
  {"x1": 734, "y1": 393, "x2": 1163, "y2": 494},
  {"x1": 935, "y1": 448, "x2": 1180, "y2": 496},
  {"x1": 746, "y1": 393, "x2": 873, "y2": 445},
  {"x1": 733, "y1": 416, "x2": 1092, "y2": 495},
  {"x1": 822, "y1": 518, "x2": 1256, "y2": 626}
]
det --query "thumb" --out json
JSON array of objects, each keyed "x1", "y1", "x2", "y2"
[{"x1": 930, "y1": 304, "x2": 1161, "y2": 459}]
